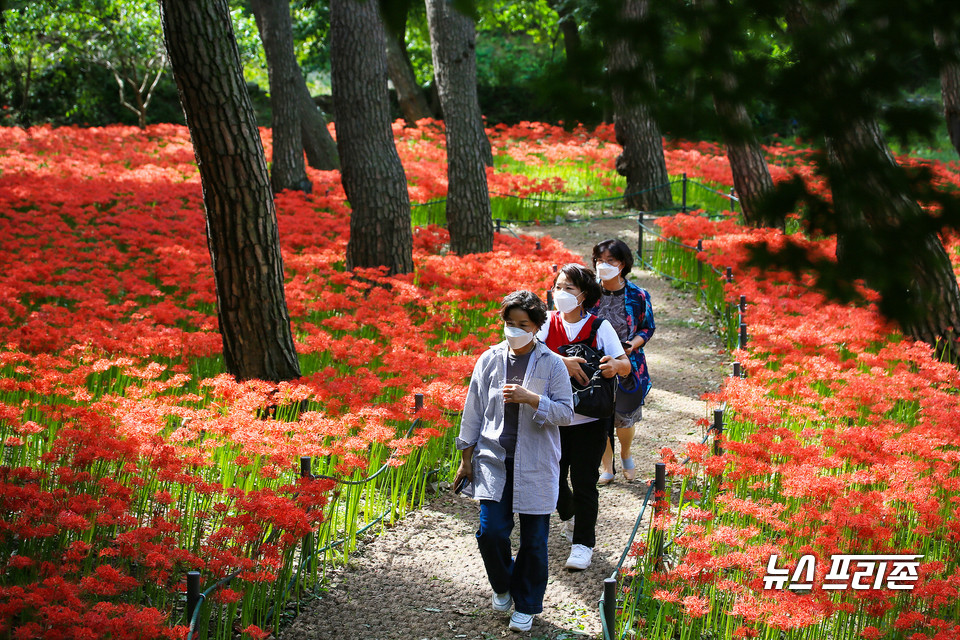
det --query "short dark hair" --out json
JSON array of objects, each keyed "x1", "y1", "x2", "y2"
[
  {"x1": 556, "y1": 263, "x2": 603, "y2": 310},
  {"x1": 592, "y1": 239, "x2": 634, "y2": 279},
  {"x1": 500, "y1": 290, "x2": 547, "y2": 328}
]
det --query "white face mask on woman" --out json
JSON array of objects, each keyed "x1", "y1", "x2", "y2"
[
  {"x1": 553, "y1": 290, "x2": 581, "y2": 314},
  {"x1": 504, "y1": 325, "x2": 534, "y2": 349},
  {"x1": 596, "y1": 262, "x2": 621, "y2": 281}
]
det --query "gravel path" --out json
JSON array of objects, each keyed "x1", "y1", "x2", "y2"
[{"x1": 280, "y1": 215, "x2": 727, "y2": 640}]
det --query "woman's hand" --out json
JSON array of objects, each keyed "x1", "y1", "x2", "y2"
[
  {"x1": 453, "y1": 449, "x2": 474, "y2": 492},
  {"x1": 623, "y1": 336, "x2": 645, "y2": 356},
  {"x1": 561, "y1": 355, "x2": 590, "y2": 386},
  {"x1": 503, "y1": 383, "x2": 540, "y2": 408},
  {"x1": 600, "y1": 354, "x2": 631, "y2": 378}
]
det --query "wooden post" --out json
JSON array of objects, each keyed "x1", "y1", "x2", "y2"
[
  {"x1": 637, "y1": 211, "x2": 644, "y2": 264},
  {"x1": 653, "y1": 462, "x2": 666, "y2": 569},
  {"x1": 602, "y1": 577, "x2": 617, "y2": 637},
  {"x1": 696, "y1": 239, "x2": 703, "y2": 302},
  {"x1": 186, "y1": 571, "x2": 201, "y2": 624},
  {"x1": 681, "y1": 173, "x2": 688, "y2": 213},
  {"x1": 713, "y1": 409, "x2": 724, "y2": 457}
]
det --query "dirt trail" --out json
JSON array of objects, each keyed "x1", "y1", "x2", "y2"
[{"x1": 280, "y1": 214, "x2": 727, "y2": 640}]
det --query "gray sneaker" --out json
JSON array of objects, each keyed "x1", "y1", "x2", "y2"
[
  {"x1": 509, "y1": 611, "x2": 534, "y2": 632},
  {"x1": 492, "y1": 591, "x2": 512, "y2": 612}
]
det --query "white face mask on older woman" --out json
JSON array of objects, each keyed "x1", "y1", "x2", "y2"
[
  {"x1": 596, "y1": 262, "x2": 621, "y2": 281},
  {"x1": 504, "y1": 325, "x2": 534, "y2": 349}
]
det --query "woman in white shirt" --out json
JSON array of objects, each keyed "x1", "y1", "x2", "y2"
[{"x1": 536, "y1": 264, "x2": 631, "y2": 571}]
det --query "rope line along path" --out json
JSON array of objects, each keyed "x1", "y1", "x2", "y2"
[{"x1": 279, "y1": 214, "x2": 728, "y2": 640}]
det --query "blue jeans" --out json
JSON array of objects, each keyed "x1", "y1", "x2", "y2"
[{"x1": 476, "y1": 462, "x2": 550, "y2": 615}]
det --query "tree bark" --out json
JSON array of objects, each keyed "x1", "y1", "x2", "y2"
[
  {"x1": 296, "y1": 64, "x2": 340, "y2": 170},
  {"x1": 159, "y1": 0, "x2": 301, "y2": 382},
  {"x1": 249, "y1": 0, "x2": 311, "y2": 194},
  {"x1": 934, "y1": 29, "x2": 960, "y2": 158},
  {"x1": 385, "y1": 27, "x2": 434, "y2": 125},
  {"x1": 695, "y1": 0, "x2": 773, "y2": 225},
  {"x1": 786, "y1": 1, "x2": 960, "y2": 362},
  {"x1": 330, "y1": 0, "x2": 414, "y2": 275},
  {"x1": 425, "y1": 0, "x2": 493, "y2": 255},
  {"x1": 715, "y1": 94, "x2": 774, "y2": 224},
  {"x1": 608, "y1": 0, "x2": 673, "y2": 212},
  {"x1": 548, "y1": 0, "x2": 582, "y2": 62}
]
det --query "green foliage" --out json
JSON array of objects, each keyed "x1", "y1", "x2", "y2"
[{"x1": 1, "y1": 0, "x2": 262, "y2": 126}]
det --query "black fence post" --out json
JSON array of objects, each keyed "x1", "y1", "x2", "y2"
[
  {"x1": 695, "y1": 240, "x2": 703, "y2": 302},
  {"x1": 602, "y1": 577, "x2": 617, "y2": 637},
  {"x1": 739, "y1": 322, "x2": 747, "y2": 350},
  {"x1": 726, "y1": 267, "x2": 733, "y2": 283},
  {"x1": 681, "y1": 173, "x2": 688, "y2": 213},
  {"x1": 553, "y1": 264, "x2": 558, "y2": 273},
  {"x1": 713, "y1": 409, "x2": 724, "y2": 458},
  {"x1": 653, "y1": 462, "x2": 666, "y2": 569},
  {"x1": 300, "y1": 457, "x2": 315, "y2": 578},
  {"x1": 546, "y1": 290, "x2": 554, "y2": 310},
  {"x1": 495, "y1": 218, "x2": 501, "y2": 234},
  {"x1": 186, "y1": 571, "x2": 201, "y2": 625},
  {"x1": 732, "y1": 362, "x2": 741, "y2": 378},
  {"x1": 414, "y1": 393, "x2": 424, "y2": 413},
  {"x1": 637, "y1": 211, "x2": 644, "y2": 264},
  {"x1": 535, "y1": 240, "x2": 541, "y2": 251},
  {"x1": 739, "y1": 295, "x2": 746, "y2": 315}
]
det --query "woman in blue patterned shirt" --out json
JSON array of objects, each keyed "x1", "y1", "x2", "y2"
[{"x1": 590, "y1": 239, "x2": 655, "y2": 483}]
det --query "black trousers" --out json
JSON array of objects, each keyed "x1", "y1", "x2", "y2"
[{"x1": 556, "y1": 417, "x2": 609, "y2": 548}]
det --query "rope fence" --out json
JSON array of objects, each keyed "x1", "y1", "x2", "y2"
[
  {"x1": 595, "y1": 205, "x2": 753, "y2": 638},
  {"x1": 180, "y1": 174, "x2": 748, "y2": 638},
  {"x1": 182, "y1": 393, "x2": 457, "y2": 639}
]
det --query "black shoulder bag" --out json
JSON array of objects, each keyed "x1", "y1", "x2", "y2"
[{"x1": 557, "y1": 317, "x2": 617, "y2": 419}]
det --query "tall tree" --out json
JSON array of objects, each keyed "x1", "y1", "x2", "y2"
[
  {"x1": 383, "y1": 1, "x2": 434, "y2": 125},
  {"x1": 297, "y1": 81, "x2": 340, "y2": 170},
  {"x1": 159, "y1": 0, "x2": 301, "y2": 382},
  {"x1": 330, "y1": 0, "x2": 413, "y2": 274},
  {"x1": 783, "y1": 0, "x2": 960, "y2": 361},
  {"x1": 248, "y1": 0, "x2": 338, "y2": 171},
  {"x1": 249, "y1": 0, "x2": 311, "y2": 193},
  {"x1": 606, "y1": 0, "x2": 673, "y2": 212},
  {"x1": 424, "y1": 0, "x2": 493, "y2": 255},
  {"x1": 696, "y1": 0, "x2": 773, "y2": 224},
  {"x1": 934, "y1": 28, "x2": 960, "y2": 158}
]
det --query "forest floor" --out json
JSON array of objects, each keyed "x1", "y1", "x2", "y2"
[{"x1": 280, "y1": 211, "x2": 728, "y2": 640}]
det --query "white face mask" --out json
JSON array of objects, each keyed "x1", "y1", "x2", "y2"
[
  {"x1": 553, "y1": 290, "x2": 581, "y2": 314},
  {"x1": 504, "y1": 325, "x2": 534, "y2": 349},
  {"x1": 596, "y1": 262, "x2": 621, "y2": 281}
]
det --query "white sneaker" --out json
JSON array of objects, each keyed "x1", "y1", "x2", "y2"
[
  {"x1": 492, "y1": 591, "x2": 512, "y2": 612},
  {"x1": 509, "y1": 611, "x2": 534, "y2": 632},
  {"x1": 564, "y1": 544, "x2": 593, "y2": 570}
]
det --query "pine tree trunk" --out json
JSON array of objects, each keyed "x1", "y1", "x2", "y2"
[
  {"x1": 249, "y1": 0, "x2": 310, "y2": 194},
  {"x1": 297, "y1": 78, "x2": 340, "y2": 170},
  {"x1": 714, "y1": 86, "x2": 773, "y2": 225},
  {"x1": 934, "y1": 29, "x2": 960, "y2": 158},
  {"x1": 385, "y1": 29, "x2": 434, "y2": 125},
  {"x1": 694, "y1": 0, "x2": 773, "y2": 225},
  {"x1": 786, "y1": 1, "x2": 960, "y2": 362},
  {"x1": 609, "y1": 0, "x2": 673, "y2": 212},
  {"x1": 425, "y1": 0, "x2": 493, "y2": 255},
  {"x1": 330, "y1": 0, "x2": 413, "y2": 274},
  {"x1": 825, "y1": 119, "x2": 960, "y2": 361},
  {"x1": 548, "y1": 0, "x2": 582, "y2": 61},
  {"x1": 159, "y1": 0, "x2": 301, "y2": 382}
]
